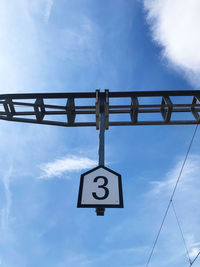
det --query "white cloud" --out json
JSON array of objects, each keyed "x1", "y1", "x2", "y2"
[
  {"x1": 39, "y1": 155, "x2": 97, "y2": 178},
  {"x1": 149, "y1": 154, "x2": 200, "y2": 196},
  {"x1": 0, "y1": 134, "x2": 20, "y2": 230},
  {"x1": 44, "y1": 0, "x2": 54, "y2": 23},
  {"x1": 0, "y1": 0, "x2": 44, "y2": 93},
  {"x1": 56, "y1": 16, "x2": 101, "y2": 64},
  {"x1": 143, "y1": 0, "x2": 200, "y2": 87},
  {"x1": 189, "y1": 247, "x2": 199, "y2": 259},
  {"x1": 1, "y1": 165, "x2": 13, "y2": 230}
]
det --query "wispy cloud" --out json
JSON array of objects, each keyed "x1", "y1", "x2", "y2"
[
  {"x1": 44, "y1": 0, "x2": 54, "y2": 23},
  {"x1": 187, "y1": 236, "x2": 200, "y2": 260},
  {"x1": 149, "y1": 155, "x2": 200, "y2": 196},
  {"x1": 0, "y1": 0, "x2": 43, "y2": 94},
  {"x1": 1, "y1": 165, "x2": 13, "y2": 229},
  {"x1": 39, "y1": 155, "x2": 97, "y2": 179},
  {"x1": 143, "y1": 0, "x2": 200, "y2": 87},
  {"x1": 0, "y1": 133, "x2": 19, "y2": 230},
  {"x1": 57, "y1": 16, "x2": 101, "y2": 64},
  {"x1": 189, "y1": 247, "x2": 199, "y2": 259},
  {"x1": 56, "y1": 246, "x2": 148, "y2": 267}
]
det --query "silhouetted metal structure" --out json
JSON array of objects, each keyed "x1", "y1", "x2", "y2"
[
  {"x1": 1, "y1": 90, "x2": 200, "y2": 127},
  {"x1": 1, "y1": 89, "x2": 200, "y2": 215}
]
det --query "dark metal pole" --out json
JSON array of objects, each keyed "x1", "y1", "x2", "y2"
[
  {"x1": 96, "y1": 95, "x2": 105, "y2": 216},
  {"x1": 98, "y1": 111, "x2": 105, "y2": 166}
]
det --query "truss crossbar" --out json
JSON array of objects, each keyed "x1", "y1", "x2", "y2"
[{"x1": 0, "y1": 90, "x2": 200, "y2": 128}]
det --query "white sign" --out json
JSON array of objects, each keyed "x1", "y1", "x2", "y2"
[{"x1": 77, "y1": 165, "x2": 123, "y2": 208}]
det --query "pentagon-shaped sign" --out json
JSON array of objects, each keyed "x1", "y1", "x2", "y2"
[{"x1": 77, "y1": 165, "x2": 123, "y2": 208}]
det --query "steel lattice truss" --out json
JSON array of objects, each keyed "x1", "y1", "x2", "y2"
[{"x1": 0, "y1": 90, "x2": 200, "y2": 128}]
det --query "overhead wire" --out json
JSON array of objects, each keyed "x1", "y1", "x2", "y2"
[
  {"x1": 145, "y1": 123, "x2": 199, "y2": 267},
  {"x1": 170, "y1": 201, "x2": 200, "y2": 267},
  {"x1": 190, "y1": 250, "x2": 200, "y2": 266},
  {"x1": 171, "y1": 200, "x2": 191, "y2": 265}
]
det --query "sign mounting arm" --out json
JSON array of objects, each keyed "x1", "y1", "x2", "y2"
[{"x1": 96, "y1": 90, "x2": 109, "y2": 215}]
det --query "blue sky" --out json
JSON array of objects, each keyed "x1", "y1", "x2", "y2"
[{"x1": 1, "y1": 0, "x2": 200, "y2": 266}]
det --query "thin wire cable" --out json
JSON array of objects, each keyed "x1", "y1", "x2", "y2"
[
  {"x1": 190, "y1": 251, "x2": 200, "y2": 266},
  {"x1": 146, "y1": 123, "x2": 199, "y2": 267},
  {"x1": 171, "y1": 200, "x2": 191, "y2": 265}
]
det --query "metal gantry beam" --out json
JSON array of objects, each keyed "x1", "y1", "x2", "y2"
[
  {"x1": 1, "y1": 90, "x2": 200, "y2": 128},
  {"x1": 1, "y1": 89, "x2": 200, "y2": 217}
]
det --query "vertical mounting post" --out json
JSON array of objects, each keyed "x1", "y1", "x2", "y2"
[
  {"x1": 96, "y1": 91, "x2": 106, "y2": 216},
  {"x1": 98, "y1": 105, "x2": 105, "y2": 166}
]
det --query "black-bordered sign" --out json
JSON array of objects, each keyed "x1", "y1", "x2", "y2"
[{"x1": 77, "y1": 165, "x2": 123, "y2": 208}]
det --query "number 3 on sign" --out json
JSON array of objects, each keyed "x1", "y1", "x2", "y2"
[
  {"x1": 92, "y1": 176, "x2": 109, "y2": 200},
  {"x1": 77, "y1": 165, "x2": 123, "y2": 208}
]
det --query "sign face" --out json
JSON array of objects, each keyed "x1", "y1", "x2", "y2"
[{"x1": 77, "y1": 165, "x2": 123, "y2": 208}]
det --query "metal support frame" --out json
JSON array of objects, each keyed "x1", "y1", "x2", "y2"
[
  {"x1": 1, "y1": 90, "x2": 200, "y2": 127},
  {"x1": 1, "y1": 89, "x2": 200, "y2": 216}
]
